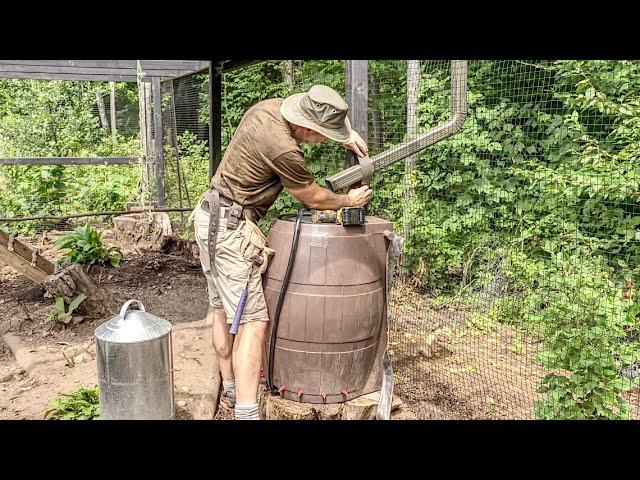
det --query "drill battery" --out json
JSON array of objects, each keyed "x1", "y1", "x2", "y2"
[{"x1": 310, "y1": 207, "x2": 365, "y2": 226}]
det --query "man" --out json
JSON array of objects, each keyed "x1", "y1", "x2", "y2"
[{"x1": 190, "y1": 84, "x2": 372, "y2": 420}]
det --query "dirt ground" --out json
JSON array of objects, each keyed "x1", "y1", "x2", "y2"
[
  {"x1": 388, "y1": 283, "x2": 640, "y2": 420},
  {"x1": 0, "y1": 228, "x2": 222, "y2": 419},
  {"x1": 0, "y1": 229, "x2": 416, "y2": 420},
  {"x1": 6, "y1": 227, "x2": 635, "y2": 420}
]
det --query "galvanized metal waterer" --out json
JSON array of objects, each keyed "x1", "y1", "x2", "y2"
[{"x1": 94, "y1": 299, "x2": 174, "y2": 420}]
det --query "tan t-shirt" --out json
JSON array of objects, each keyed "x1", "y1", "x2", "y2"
[{"x1": 210, "y1": 98, "x2": 315, "y2": 218}]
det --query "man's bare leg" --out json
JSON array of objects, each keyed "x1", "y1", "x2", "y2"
[
  {"x1": 211, "y1": 307, "x2": 235, "y2": 405},
  {"x1": 232, "y1": 320, "x2": 268, "y2": 419}
]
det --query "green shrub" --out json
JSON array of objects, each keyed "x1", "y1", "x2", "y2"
[
  {"x1": 46, "y1": 294, "x2": 86, "y2": 325},
  {"x1": 55, "y1": 223, "x2": 122, "y2": 267},
  {"x1": 44, "y1": 385, "x2": 100, "y2": 420},
  {"x1": 510, "y1": 249, "x2": 640, "y2": 419}
]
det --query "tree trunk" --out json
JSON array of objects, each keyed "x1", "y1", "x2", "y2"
[
  {"x1": 110, "y1": 81, "x2": 117, "y2": 139},
  {"x1": 95, "y1": 88, "x2": 109, "y2": 132},
  {"x1": 259, "y1": 388, "x2": 404, "y2": 420},
  {"x1": 145, "y1": 82, "x2": 154, "y2": 184},
  {"x1": 138, "y1": 81, "x2": 153, "y2": 189},
  {"x1": 403, "y1": 60, "x2": 421, "y2": 241},
  {"x1": 113, "y1": 212, "x2": 173, "y2": 251},
  {"x1": 283, "y1": 60, "x2": 294, "y2": 90},
  {"x1": 43, "y1": 263, "x2": 120, "y2": 318}
]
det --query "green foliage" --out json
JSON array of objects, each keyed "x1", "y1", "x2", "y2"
[
  {"x1": 47, "y1": 293, "x2": 86, "y2": 325},
  {"x1": 0, "y1": 79, "x2": 141, "y2": 233},
  {"x1": 163, "y1": 131, "x2": 210, "y2": 209},
  {"x1": 55, "y1": 223, "x2": 122, "y2": 267},
  {"x1": 500, "y1": 248, "x2": 639, "y2": 419},
  {"x1": 3, "y1": 60, "x2": 640, "y2": 420},
  {"x1": 44, "y1": 385, "x2": 100, "y2": 420},
  {"x1": 377, "y1": 60, "x2": 640, "y2": 295},
  {"x1": 535, "y1": 254, "x2": 638, "y2": 419}
]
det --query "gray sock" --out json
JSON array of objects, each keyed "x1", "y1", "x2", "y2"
[
  {"x1": 234, "y1": 403, "x2": 260, "y2": 420},
  {"x1": 223, "y1": 379, "x2": 236, "y2": 402}
]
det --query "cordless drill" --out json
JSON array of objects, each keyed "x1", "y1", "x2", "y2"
[{"x1": 310, "y1": 207, "x2": 366, "y2": 226}]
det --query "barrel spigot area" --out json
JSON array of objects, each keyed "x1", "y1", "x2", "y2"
[{"x1": 263, "y1": 214, "x2": 393, "y2": 406}]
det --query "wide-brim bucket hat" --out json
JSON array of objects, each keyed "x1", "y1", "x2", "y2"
[{"x1": 280, "y1": 84, "x2": 352, "y2": 142}]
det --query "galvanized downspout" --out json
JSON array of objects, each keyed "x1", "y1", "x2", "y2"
[{"x1": 325, "y1": 60, "x2": 468, "y2": 191}]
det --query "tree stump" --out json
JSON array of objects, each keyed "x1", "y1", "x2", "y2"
[
  {"x1": 160, "y1": 235, "x2": 199, "y2": 260},
  {"x1": 43, "y1": 263, "x2": 120, "y2": 317},
  {"x1": 258, "y1": 386, "x2": 403, "y2": 420},
  {"x1": 113, "y1": 212, "x2": 172, "y2": 251}
]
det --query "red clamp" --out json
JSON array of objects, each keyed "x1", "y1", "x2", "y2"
[
  {"x1": 297, "y1": 388, "x2": 304, "y2": 401},
  {"x1": 278, "y1": 386, "x2": 287, "y2": 397}
]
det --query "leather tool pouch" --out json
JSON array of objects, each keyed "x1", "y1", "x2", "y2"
[{"x1": 239, "y1": 219, "x2": 274, "y2": 275}]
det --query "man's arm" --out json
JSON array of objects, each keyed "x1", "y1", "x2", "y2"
[{"x1": 288, "y1": 182, "x2": 372, "y2": 210}]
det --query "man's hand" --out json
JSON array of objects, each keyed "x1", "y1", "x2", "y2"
[
  {"x1": 343, "y1": 130, "x2": 369, "y2": 157},
  {"x1": 346, "y1": 185, "x2": 372, "y2": 207},
  {"x1": 288, "y1": 182, "x2": 372, "y2": 210}
]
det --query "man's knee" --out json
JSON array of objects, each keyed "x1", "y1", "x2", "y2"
[
  {"x1": 240, "y1": 319, "x2": 269, "y2": 337},
  {"x1": 212, "y1": 308, "x2": 232, "y2": 358}
]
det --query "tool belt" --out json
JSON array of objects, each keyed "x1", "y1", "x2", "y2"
[{"x1": 204, "y1": 188, "x2": 262, "y2": 277}]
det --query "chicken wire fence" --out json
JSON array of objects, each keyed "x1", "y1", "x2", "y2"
[
  {"x1": 1, "y1": 60, "x2": 638, "y2": 419},
  {"x1": 377, "y1": 60, "x2": 640, "y2": 420},
  {"x1": 272, "y1": 60, "x2": 640, "y2": 420},
  {"x1": 0, "y1": 76, "x2": 146, "y2": 234}
]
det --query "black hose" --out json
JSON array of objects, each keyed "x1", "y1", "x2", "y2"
[{"x1": 267, "y1": 208, "x2": 304, "y2": 393}]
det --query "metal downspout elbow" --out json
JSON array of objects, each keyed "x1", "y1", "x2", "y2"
[{"x1": 325, "y1": 60, "x2": 468, "y2": 192}]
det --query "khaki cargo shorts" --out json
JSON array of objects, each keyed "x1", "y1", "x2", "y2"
[{"x1": 190, "y1": 201, "x2": 274, "y2": 325}]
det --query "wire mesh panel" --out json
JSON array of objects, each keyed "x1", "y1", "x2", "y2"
[
  {"x1": 214, "y1": 61, "x2": 347, "y2": 229},
  {"x1": 0, "y1": 77, "x2": 144, "y2": 234},
  {"x1": 160, "y1": 71, "x2": 209, "y2": 226},
  {"x1": 368, "y1": 60, "x2": 640, "y2": 420},
  {"x1": 1, "y1": 60, "x2": 638, "y2": 420}
]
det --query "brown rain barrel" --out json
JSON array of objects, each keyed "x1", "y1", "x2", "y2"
[{"x1": 262, "y1": 214, "x2": 393, "y2": 403}]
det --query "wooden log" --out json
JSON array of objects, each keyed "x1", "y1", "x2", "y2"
[
  {"x1": 113, "y1": 212, "x2": 172, "y2": 251},
  {"x1": 259, "y1": 387, "x2": 403, "y2": 420},
  {"x1": 342, "y1": 391, "x2": 404, "y2": 420},
  {"x1": 43, "y1": 263, "x2": 120, "y2": 318},
  {"x1": 1, "y1": 230, "x2": 119, "y2": 318}
]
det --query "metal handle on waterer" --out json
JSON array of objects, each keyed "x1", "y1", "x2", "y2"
[{"x1": 119, "y1": 299, "x2": 146, "y2": 319}]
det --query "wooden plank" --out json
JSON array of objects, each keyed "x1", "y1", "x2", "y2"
[
  {"x1": 152, "y1": 78, "x2": 165, "y2": 207},
  {"x1": 220, "y1": 60, "x2": 260, "y2": 73},
  {"x1": 345, "y1": 60, "x2": 369, "y2": 167},
  {"x1": 0, "y1": 230, "x2": 55, "y2": 280},
  {"x1": 0, "y1": 60, "x2": 208, "y2": 68},
  {"x1": 0, "y1": 60, "x2": 211, "y2": 82},
  {"x1": 0, "y1": 157, "x2": 137, "y2": 165},
  {"x1": 209, "y1": 64, "x2": 222, "y2": 179},
  {"x1": 0, "y1": 244, "x2": 49, "y2": 284},
  {"x1": 0, "y1": 207, "x2": 192, "y2": 223},
  {"x1": 162, "y1": 65, "x2": 210, "y2": 83},
  {"x1": 0, "y1": 60, "x2": 209, "y2": 74},
  {"x1": 0, "y1": 64, "x2": 188, "y2": 76},
  {"x1": 0, "y1": 71, "x2": 144, "y2": 82}
]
